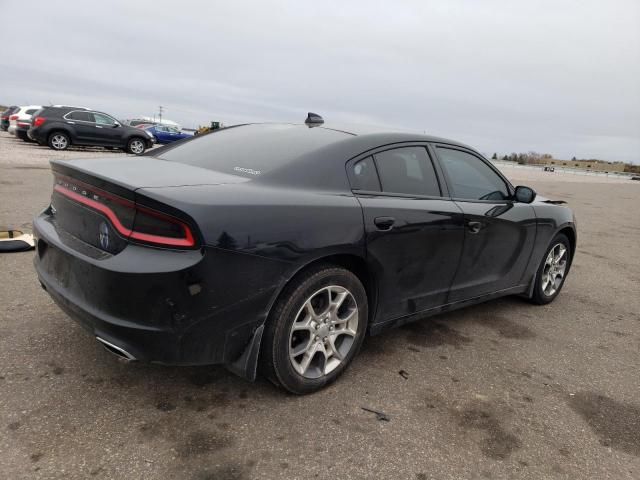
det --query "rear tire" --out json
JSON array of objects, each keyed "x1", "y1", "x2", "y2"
[
  {"x1": 48, "y1": 132, "x2": 70, "y2": 151},
  {"x1": 126, "y1": 137, "x2": 146, "y2": 155},
  {"x1": 261, "y1": 265, "x2": 368, "y2": 394},
  {"x1": 530, "y1": 233, "x2": 571, "y2": 305}
]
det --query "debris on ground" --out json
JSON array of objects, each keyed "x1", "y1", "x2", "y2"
[
  {"x1": 361, "y1": 407, "x2": 390, "y2": 422},
  {"x1": 0, "y1": 230, "x2": 35, "y2": 252},
  {"x1": 399, "y1": 369, "x2": 409, "y2": 379}
]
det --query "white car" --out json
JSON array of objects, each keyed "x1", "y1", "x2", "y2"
[{"x1": 8, "y1": 105, "x2": 42, "y2": 140}]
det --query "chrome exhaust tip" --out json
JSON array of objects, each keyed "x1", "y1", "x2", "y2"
[{"x1": 96, "y1": 337, "x2": 137, "y2": 361}]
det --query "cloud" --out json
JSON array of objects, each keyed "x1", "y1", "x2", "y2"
[{"x1": 0, "y1": 0, "x2": 638, "y2": 162}]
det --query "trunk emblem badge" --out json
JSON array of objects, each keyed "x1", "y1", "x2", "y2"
[{"x1": 99, "y1": 222, "x2": 110, "y2": 250}]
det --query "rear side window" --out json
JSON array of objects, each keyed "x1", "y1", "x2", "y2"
[
  {"x1": 437, "y1": 148, "x2": 509, "y2": 200},
  {"x1": 67, "y1": 111, "x2": 94, "y2": 122},
  {"x1": 352, "y1": 156, "x2": 381, "y2": 191},
  {"x1": 25, "y1": 109, "x2": 38, "y2": 115},
  {"x1": 374, "y1": 147, "x2": 441, "y2": 196}
]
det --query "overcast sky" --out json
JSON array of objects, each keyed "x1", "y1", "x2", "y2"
[{"x1": 1, "y1": 0, "x2": 638, "y2": 162}]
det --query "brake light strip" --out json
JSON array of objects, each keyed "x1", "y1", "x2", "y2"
[{"x1": 53, "y1": 184, "x2": 195, "y2": 247}]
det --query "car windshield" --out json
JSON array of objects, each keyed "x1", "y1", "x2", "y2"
[{"x1": 157, "y1": 124, "x2": 351, "y2": 177}]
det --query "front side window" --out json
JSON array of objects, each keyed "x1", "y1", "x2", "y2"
[
  {"x1": 437, "y1": 148, "x2": 509, "y2": 200},
  {"x1": 93, "y1": 113, "x2": 116, "y2": 126},
  {"x1": 374, "y1": 147, "x2": 440, "y2": 196}
]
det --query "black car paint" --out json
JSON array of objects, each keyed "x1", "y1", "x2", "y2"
[
  {"x1": 28, "y1": 107, "x2": 153, "y2": 150},
  {"x1": 33, "y1": 124, "x2": 576, "y2": 380}
]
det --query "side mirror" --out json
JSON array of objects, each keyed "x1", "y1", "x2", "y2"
[
  {"x1": 112, "y1": 122, "x2": 120, "y2": 128},
  {"x1": 514, "y1": 185, "x2": 536, "y2": 203}
]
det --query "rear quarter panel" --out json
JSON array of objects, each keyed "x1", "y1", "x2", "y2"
[
  {"x1": 137, "y1": 182, "x2": 366, "y2": 353},
  {"x1": 138, "y1": 181, "x2": 366, "y2": 273}
]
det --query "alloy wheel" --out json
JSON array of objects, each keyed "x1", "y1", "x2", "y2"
[
  {"x1": 51, "y1": 134, "x2": 68, "y2": 149},
  {"x1": 542, "y1": 243, "x2": 568, "y2": 296},
  {"x1": 289, "y1": 285, "x2": 359, "y2": 379},
  {"x1": 129, "y1": 140, "x2": 144, "y2": 154}
]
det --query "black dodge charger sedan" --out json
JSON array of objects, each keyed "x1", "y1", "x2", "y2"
[{"x1": 33, "y1": 121, "x2": 576, "y2": 394}]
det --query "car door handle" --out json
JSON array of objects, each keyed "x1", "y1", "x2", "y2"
[
  {"x1": 95, "y1": 126, "x2": 103, "y2": 129},
  {"x1": 467, "y1": 221, "x2": 483, "y2": 234},
  {"x1": 374, "y1": 216, "x2": 395, "y2": 231},
  {"x1": 66, "y1": 121, "x2": 75, "y2": 124}
]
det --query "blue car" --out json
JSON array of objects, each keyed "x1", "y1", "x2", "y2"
[{"x1": 144, "y1": 125, "x2": 191, "y2": 144}]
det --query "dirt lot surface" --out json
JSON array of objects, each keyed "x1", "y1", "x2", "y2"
[{"x1": 1, "y1": 131, "x2": 639, "y2": 479}]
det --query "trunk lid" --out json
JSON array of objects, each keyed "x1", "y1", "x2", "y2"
[
  {"x1": 51, "y1": 156, "x2": 248, "y2": 190},
  {"x1": 48, "y1": 157, "x2": 246, "y2": 254}
]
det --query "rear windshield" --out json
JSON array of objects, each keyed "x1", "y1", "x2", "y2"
[{"x1": 158, "y1": 124, "x2": 350, "y2": 177}]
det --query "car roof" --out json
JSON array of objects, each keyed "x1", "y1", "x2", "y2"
[
  {"x1": 38, "y1": 106, "x2": 74, "y2": 115},
  {"x1": 156, "y1": 122, "x2": 481, "y2": 191},
  {"x1": 213, "y1": 121, "x2": 473, "y2": 151},
  {"x1": 38, "y1": 106, "x2": 91, "y2": 115},
  {"x1": 314, "y1": 123, "x2": 475, "y2": 150}
]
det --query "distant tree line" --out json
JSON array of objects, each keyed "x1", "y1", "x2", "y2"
[
  {"x1": 491, "y1": 151, "x2": 639, "y2": 172},
  {"x1": 494, "y1": 152, "x2": 553, "y2": 165}
]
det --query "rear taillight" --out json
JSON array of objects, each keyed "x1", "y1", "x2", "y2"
[
  {"x1": 52, "y1": 175, "x2": 196, "y2": 249},
  {"x1": 9, "y1": 115, "x2": 18, "y2": 120},
  {"x1": 33, "y1": 117, "x2": 46, "y2": 127}
]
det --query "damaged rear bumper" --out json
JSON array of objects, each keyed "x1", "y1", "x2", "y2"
[{"x1": 33, "y1": 212, "x2": 284, "y2": 374}]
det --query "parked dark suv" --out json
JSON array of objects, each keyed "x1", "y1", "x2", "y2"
[{"x1": 29, "y1": 107, "x2": 155, "y2": 154}]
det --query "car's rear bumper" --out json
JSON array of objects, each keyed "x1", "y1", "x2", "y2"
[
  {"x1": 28, "y1": 126, "x2": 46, "y2": 143},
  {"x1": 15, "y1": 125, "x2": 30, "y2": 139},
  {"x1": 33, "y1": 210, "x2": 282, "y2": 366}
]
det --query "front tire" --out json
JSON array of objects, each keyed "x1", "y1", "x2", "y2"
[
  {"x1": 126, "y1": 137, "x2": 146, "y2": 155},
  {"x1": 530, "y1": 233, "x2": 571, "y2": 305},
  {"x1": 48, "y1": 132, "x2": 70, "y2": 151},
  {"x1": 261, "y1": 265, "x2": 368, "y2": 394}
]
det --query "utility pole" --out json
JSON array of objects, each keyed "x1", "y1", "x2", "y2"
[{"x1": 158, "y1": 105, "x2": 164, "y2": 125}]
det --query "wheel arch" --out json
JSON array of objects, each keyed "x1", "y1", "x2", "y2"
[
  {"x1": 126, "y1": 134, "x2": 148, "y2": 145},
  {"x1": 47, "y1": 128, "x2": 74, "y2": 143},
  {"x1": 524, "y1": 223, "x2": 577, "y2": 299},
  {"x1": 127, "y1": 133, "x2": 147, "y2": 141},
  {"x1": 226, "y1": 252, "x2": 378, "y2": 382},
  {"x1": 277, "y1": 254, "x2": 378, "y2": 325},
  {"x1": 558, "y1": 225, "x2": 576, "y2": 262}
]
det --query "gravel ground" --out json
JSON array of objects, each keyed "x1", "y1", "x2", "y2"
[{"x1": 1, "y1": 131, "x2": 639, "y2": 479}]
